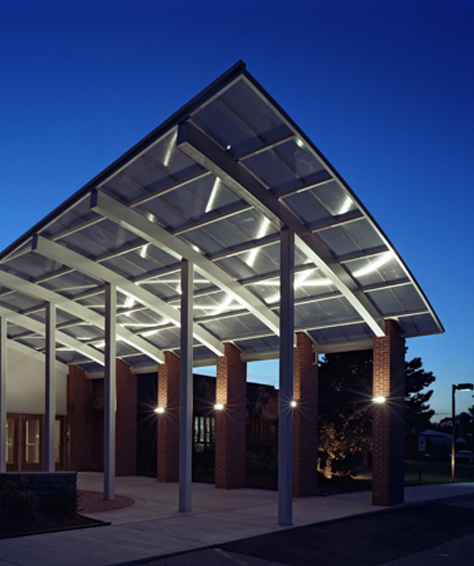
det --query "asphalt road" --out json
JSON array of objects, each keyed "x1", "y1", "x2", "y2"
[{"x1": 117, "y1": 495, "x2": 474, "y2": 566}]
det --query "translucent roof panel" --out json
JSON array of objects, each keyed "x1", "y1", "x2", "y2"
[{"x1": 0, "y1": 62, "x2": 442, "y2": 373}]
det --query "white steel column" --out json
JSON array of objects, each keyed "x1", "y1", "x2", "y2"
[
  {"x1": 104, "y1": 282, "x2": 116, "y2": 500},
  {"x1": 278, "y1": 227, "x2": 295, "y2": 526},
  {"x1": 179, "y1": 259, "x2": 193, "y2": 512},
  {"x1": 0, "y1": 317, "x2": 7, "y2": 473},
  {"x1": 44, "y1": 302, "x2": 56, "y2": 472}
]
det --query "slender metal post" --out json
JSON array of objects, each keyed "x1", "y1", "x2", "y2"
[
  {"x1": 278, "y1": 227, "x2": 295, "y2": 526},
  {"x1": 0, "y1": 317, "x2": 7, "y2": 473},
  {"x1": 451, "y1": 385, "x2": 456, "y2": 482},
  {"x1": 44, "y1": 302, "x2": 56, "y2": 472},
  {"x1": 179, "y1": 259, "x2": 193, "y2": 512},
  {"x1": 104, "y1": 283, "x2": 116, "y2": 500}
]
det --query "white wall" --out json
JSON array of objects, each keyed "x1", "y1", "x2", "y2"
[{"x1": 6, "y1": 349, "x2": 68, "y2": 415}]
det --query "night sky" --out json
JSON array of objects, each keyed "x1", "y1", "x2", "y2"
[{"x1": 2, "y1": 0, "x2": 473, "y2": 418}]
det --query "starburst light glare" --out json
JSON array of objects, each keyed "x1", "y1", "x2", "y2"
[
  {"x1": 163, "y1": 130, "x2": 177, "y2": 167},
  {"x1": 339, "y1": 196, "x2": 353, "y2": 215},
  {"x1": 205, "y1": 178, "x2": 220, "y2": 213},
  {"x1": 352, "y1": 251, "x2": 395, "y2": 278},
  {"x1": 373, "y1": 396, "x2": 386, "y2": 404},
  {"x1": 139, "y1": 243, "x2": 149, "y2": 259},
  {"x1": 141, "y1": 329, "x2": 159, "y2": 337},
  {"x1": 214, "y1": 403, "x2": 225, "y2": 411},
  {"x1": 212, "y1": 294, "x2": 234, "y2": 316},
  {"x1": 154, "y1": 407, "x2": 165, "y2": 414},
  {"x1": 247, "y1": 217, "x2": 271, "y2": 267}
]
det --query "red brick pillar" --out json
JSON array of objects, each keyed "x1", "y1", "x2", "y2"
[
  {"x1": 373, "y1": 319, "x2": 405, "y2": 506},
  {"x1": 67, "y1": 365, "x2": 92, "y2": 471},
  {"x1": 116, "y1": 359, "x2": 137, "y2": 476},
  {"x1": 215, "y1": 343, "x2": 246, "y2": 489},
  {"x1": 157, "y1": 351, "x2": 180, "y2": 482},
  {"x1": 293, "y1": 333, "x2": 318, "y2": 496}
]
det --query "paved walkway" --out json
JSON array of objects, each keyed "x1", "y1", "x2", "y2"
[{"x1": 0, "y1": 474, "x2": 473, "y2": 566}]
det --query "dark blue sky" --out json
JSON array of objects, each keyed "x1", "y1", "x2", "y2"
[{"x1": 2, "y1": 0, "x2": 473, "y2": 417}]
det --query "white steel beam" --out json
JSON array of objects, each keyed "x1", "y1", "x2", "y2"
[
  {"x1": 0, "y1": 317, "x2": 6, "y2": 472},
  {"x1": 0, "y1": 270, "x2": 164, "y2": 363},
  {"x1": 179, "y1": 260, "x2": 193, "y2": 512},
  {"x1": 0, "y1": 306, "x2": 104, "y2": 365},
  {"x1": 44, "y1": 302, "x2": 56, "y2": 472},
  {"x1": 32, "y1": 235, "x2": 224, "y2": 356},
  {"x1": 90, "y1": 190, "x2": 280, "y2": 336},
  {"x1": 177, "y1": 122, "x2": 385, "y2": 338},
  {"x1": 278, "y1": 227, "x2": 295, "y2": 526},
  {"x1": 104, "y1": 282, "x2": 116, "y2": 500}
]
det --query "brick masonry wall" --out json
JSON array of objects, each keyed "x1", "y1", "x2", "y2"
[
  {"x1": 293, "y1": 333, "x2": 318, "y2": 497},
  {"x1": 67, "y1": 365, "x2": 92, "y2": 471},
  {"x1": 157, "y1": 351, "x2": 180, "y2": 482},
  {"x1": 373, "y1": 319, "x2": 405, "y2": 506},
  {"x1": 215, "y1": 343, "x2": 246, "y2": 489},
  {"x1": 116, "y1": 359, "x2": 137, "y2": 476},
  {"x1": 0, "y1": 472, "x2": 77, "y2": 503}
]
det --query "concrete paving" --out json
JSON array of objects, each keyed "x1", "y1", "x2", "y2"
[{"x1": 0, "y1": 473, "x2": 473, "y2": 566}]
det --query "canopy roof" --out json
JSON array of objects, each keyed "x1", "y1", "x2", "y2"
[{"x1": 0, "y1": 61, "x2": 443, "y2": 374}]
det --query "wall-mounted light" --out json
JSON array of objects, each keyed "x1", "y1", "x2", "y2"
[
  {"x1": 290, "y1": 400, "x2": 297, "y2": 408},
  {"x1": 154, "y1": 407, "x2": 165, "y2": 414},
  {"x1": 214, "y1": 403, "x2": 225, "y2": 411},
  {"x1": 373, "y1": 396, "x2": 387, "y2": 404}
]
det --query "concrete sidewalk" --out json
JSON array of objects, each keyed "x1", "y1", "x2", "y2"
[{"x1": 0, "y1": 473, "x2": 473, "y2": 566}]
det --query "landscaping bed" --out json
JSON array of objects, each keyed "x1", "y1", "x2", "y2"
[{"x1": 0, "y1": 477, "x2": 135, "y2": 539}]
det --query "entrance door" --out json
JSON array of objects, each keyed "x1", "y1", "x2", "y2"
[
  {"x1": 6, "y1": 416, "x2": 18, "y2": 472},
  {"x1": 5, "y1": 414, "x2": 43, "y2": 472},
  {"x1": 23, "y1": 416, "x2": 43, "y2": 471},
  {"x1": 4, "y1": 414, "x2": 65, "y2": 471}
]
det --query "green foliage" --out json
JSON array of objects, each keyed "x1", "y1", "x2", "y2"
[
  {"x1": 318, "y1": 348, "x2": 437, "y2": 476},
  {"x1": 0, "y1": 476, "x2": 39, "y2": 525},
  {"x1": 405, "y1": 357, "x2": 435, "y2": 432},
  {"x1": 318, "y1": 350, "x2": 373, "y2": 477}
]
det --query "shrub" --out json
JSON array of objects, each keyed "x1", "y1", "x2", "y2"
[{"x1": 0, "y1": 476, "x2": 39, "y2": 524}]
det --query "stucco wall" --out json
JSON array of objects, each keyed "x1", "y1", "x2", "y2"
[{"x1": 6, "y1": 349, "x2": 68, "y2": 415}]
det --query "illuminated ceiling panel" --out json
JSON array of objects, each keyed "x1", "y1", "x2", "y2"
[{"x1": 0, "y1": 61, "x2": 443, "y2": 372}]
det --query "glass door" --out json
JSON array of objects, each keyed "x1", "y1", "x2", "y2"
[
  {"x1": 23, "y1": 416, "x2": 42, "y2": 471},
  {"x1": 6, "y1": 417, "x2": 17, "y2": 472}
]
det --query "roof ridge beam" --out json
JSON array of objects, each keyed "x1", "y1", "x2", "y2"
[
  {"x1": 177, "y1": 121, "x2": 385, "y2": 338},
  {"x1": 31, "y1": 235, "x2": 224, "y2": 356},
  {"x1": 90, "y1": 190, "x2": 281, "y2": 336}
]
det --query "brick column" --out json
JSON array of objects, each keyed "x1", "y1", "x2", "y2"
[
  {"x1": 215, "y1": 343, "x2": 246, "y2": 489},
  {"x1": 157, "y1": 351, "x2": 180, "y2": 482},
  {"x1": 293, "y1": 333, "x2": 318, "y2": 496},
  {"x1": 116, "y1": 359, "x2": 137, "y2": 476},
  {"x1": 372, "y1": 319, "x2": 405, "y2": 506},
  {"x1": 67, "y1": 365, "x2": 92, "y2": 471}
]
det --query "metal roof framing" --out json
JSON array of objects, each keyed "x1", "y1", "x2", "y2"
[{"x1": 0, "y1": 61, "x2": 443, "y2": 374}]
